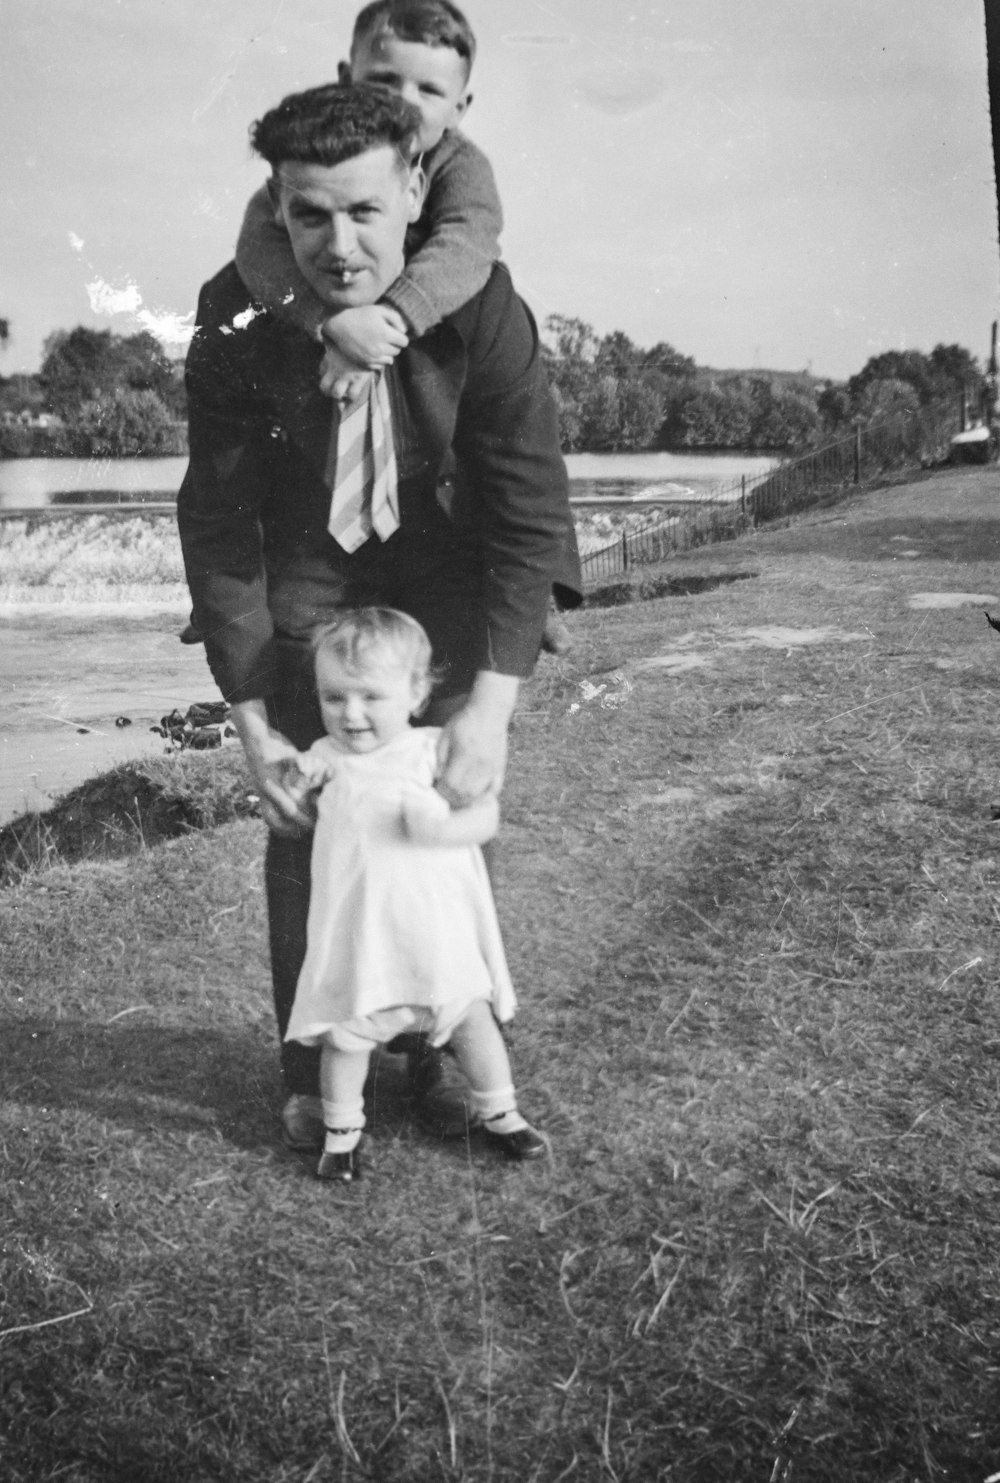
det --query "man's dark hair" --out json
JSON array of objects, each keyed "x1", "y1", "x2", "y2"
[
  {"x1": 250, "y1": 83, "x2": 421, "y2": 171},
  {"x1": 352, "y1": 0, "x2": 476, "y2": 76}
]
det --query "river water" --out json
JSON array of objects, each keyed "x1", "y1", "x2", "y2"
[{"x1": 0, "y1": 450, "x2": 779, "y2": 509}]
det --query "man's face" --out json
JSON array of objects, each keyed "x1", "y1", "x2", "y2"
[
  {"x1": 272, "y1": 146, "x2": 423, "y2": 312},
  {"x1": 344, "y1": 33, "x2": 471, "y2": 153}
]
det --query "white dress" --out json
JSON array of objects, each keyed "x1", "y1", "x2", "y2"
[{"x1": 285, "y1": 727, "x2": 517, "y2": 1047}]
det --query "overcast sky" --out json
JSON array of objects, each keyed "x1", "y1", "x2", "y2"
[{"x1": 3, "y1": 0, "x2": 997, "y2": 380}]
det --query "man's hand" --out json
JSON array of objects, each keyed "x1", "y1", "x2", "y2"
[
  {"x1": 434, "y1": 672, "x2": 520, "y2": 808},
  {"x1": 229, "y1": 699, "x2": 318, "y2": 837},
  {"x1": 322, "y1": 305, "x2": 409, "y2": 371}
]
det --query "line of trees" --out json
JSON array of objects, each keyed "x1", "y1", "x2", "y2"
[
  {"x1": 541, "y1": 315, "x2": 984, "y2": 455},
  {"x1": 0, "y1": 326, "x2": 187, "y2": 458},
  {"x1": 0, "y1": 314, "x2": 986, "y2": 459}
]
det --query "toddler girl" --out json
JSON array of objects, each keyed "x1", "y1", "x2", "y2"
[{"x1": 284, "y1": 607, "x2": 545, "y2": 1182}]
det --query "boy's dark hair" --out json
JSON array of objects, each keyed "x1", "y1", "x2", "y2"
[
  {"x1": 251, "y1": 83, "x2": 420, "y2": 171},
  {"x1": 352, "y1": 0, "x2": 477, "y2": 76}
]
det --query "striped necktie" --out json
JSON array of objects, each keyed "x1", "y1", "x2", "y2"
[{"x1": 325, "y1": 373, "x2": 399, "y2": 553}]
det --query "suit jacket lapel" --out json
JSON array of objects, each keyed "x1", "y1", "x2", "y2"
[
  {"x1": 392, "y1": 324, "x2": 467, "y2": 480},
  {"x1": 268, "y1": 326, "x2": 333, "y2": 481}
]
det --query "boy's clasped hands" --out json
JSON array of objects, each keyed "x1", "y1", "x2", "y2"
[{"x1": 319, "y1": 302, "x2": 410, "y2": 401}]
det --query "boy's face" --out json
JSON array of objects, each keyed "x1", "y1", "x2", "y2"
[
  {"x1": 271, "y1": 146, "x2": 423, "y2": 311},
  {"x1": 344, "y1": 32, "x2": 471, "y2": 153}
]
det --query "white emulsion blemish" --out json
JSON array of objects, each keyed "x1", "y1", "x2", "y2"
[{"x1": 84, "y1": 276, "x2": 195, "y2": 351}]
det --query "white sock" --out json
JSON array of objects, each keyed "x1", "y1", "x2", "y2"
[
  {"x1": 322, "y1": 1098, "x2": 365, "y2": 1154},
  {"x1": 481, "y1": 1109, "x2": 529, "y2": 1135},
  {"x1": 472, "y1": 1085, "x2": 527, "y2": 1134}
]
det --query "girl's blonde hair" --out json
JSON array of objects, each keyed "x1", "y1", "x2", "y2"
[{"x1": 311, "y1": 608, "x2": 437, "y2": 707}]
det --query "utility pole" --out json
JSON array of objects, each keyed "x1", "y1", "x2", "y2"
[
  {"x1": 986, "y1": 2, "x2": 1000, "y2": 284},
  {"x1": 983, "y1": 8, "x2": 1000, "y2": 449}
]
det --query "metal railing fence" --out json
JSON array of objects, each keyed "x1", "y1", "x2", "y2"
[{"x1": 580, "y1": 398, "x2": 961, "y2": 589}]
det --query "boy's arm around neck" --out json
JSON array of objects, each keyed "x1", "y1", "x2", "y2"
[{"x1": 382, "y1": 134, "x2": 503, "y2": 338}]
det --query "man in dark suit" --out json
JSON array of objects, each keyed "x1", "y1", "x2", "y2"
[{"x1": 178, "y1": 83, "x2": 580, "y2": 1150}]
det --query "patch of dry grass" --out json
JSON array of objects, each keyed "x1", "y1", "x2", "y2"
[
  {"x1": 3, "y1": 470, "x2": 1000, "y2": 1481},
  {"x1": 0, "y1": 747, "x2": 257, "y2": 884}
]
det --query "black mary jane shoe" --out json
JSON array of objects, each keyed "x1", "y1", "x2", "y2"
[
  {"x1": 481, "y1": 1121, "x2": 547, "y2": 1162},
  {"x1": 316, "y1": 1135, "x2": 363, "y2": 1183}
]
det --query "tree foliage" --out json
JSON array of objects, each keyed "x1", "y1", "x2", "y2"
[
  {"x1": 679, "y1": 381, "x2": 756, "y2": 449},
  {"x1": 847, "y1": 344, "x2": 981, "y2": 409},
  {"x1": 816, "y1": 380, "x2": 853, "y2": 433},
  {"x1": 750, "y1": 379, "x2": 822, "y2": 449},
  {"x1": 40, "y1": 327, "x2": 185, "y2": 420},
  {"x1": 68, "y1": 388, "x2": 187, "y2": 457},
  {"x1": 4, "y1": 313, "x2": 982, "y2": 463},
  {"x1": 855, "y1": 377, "x2": 921, "y2": 424},
  {"x1": 539, "y1": 316, "x2": 982, "y2": 454},
  {"x1": 543, "y1": 317, "x2": 693, "y2": 452},
  {"x1": 670, "y1": 374, "x2": 821, "y2": 451},
  {"x1": 577, "y1": 373, "x2": 664, "y2": 452},
  {"x1": 25, "y1": 325, "x2": 187, "y2": 456},
  {"x1": 643, "y1": 341, "x2": 698, "y2": 379},
  {"x1": 541, "y1": 315, "x2": 832, "y2": 452}
]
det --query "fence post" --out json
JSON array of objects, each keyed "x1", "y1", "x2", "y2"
[
  {"x1": 740, "y1": 474, "x2": 746, "y2": 515},
  {"x1": 621, "y1": 530, "x2": 629, "y2": 572},
  {"x1": 853, "y1": 423, "x2": 862, "y2": 485}
]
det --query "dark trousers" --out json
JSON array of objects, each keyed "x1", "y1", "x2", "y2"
[{"x1": 267, "y1": 829, "x2": 320, "y2": 1094}]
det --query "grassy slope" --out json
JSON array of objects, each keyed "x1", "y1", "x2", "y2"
[{"x1": 3, "y1": 468, "x2": 1000, "y2": 1482}]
